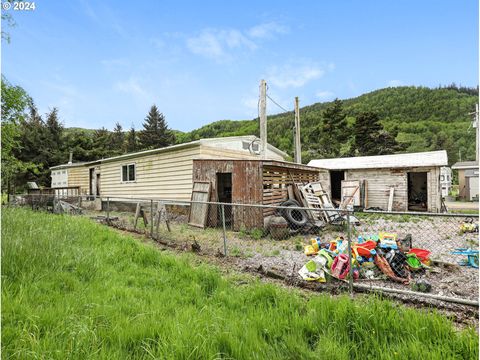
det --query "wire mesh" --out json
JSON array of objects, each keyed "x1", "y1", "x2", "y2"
[{"x1": 7, "y1": 194, "x2": 479, "y2": 304}]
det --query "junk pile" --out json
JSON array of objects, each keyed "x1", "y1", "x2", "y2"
[
  {"x1": 299, "y1": 232, "x2": 434, "y2": 290},
  {"x1": 273, "y1": 181, "x2": 359, "y2": 234}
]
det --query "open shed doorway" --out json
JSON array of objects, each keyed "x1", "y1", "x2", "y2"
[
  {"x1": 330, "y1": 170, "x2": 345, "y2": 204},
  {"x1": 408, "y1": 172, "x2": 428, "y2": 211},
  {"x1": 216, "y1": 173, "x2": 233, "y2": 227}
]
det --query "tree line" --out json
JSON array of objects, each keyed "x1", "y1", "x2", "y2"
[{"x1": 1, "y1": 76, "x2": 174, "y2": 191}]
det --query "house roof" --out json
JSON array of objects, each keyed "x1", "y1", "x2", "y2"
[
  {"x1": 451, "y1": 160, "x2": 479, "y2": 170},
  {"x1": 50, "y1": 136, "x2": 288, "y2": 169},
  {"x1": 307, "y1": 150, "x2": 448, "y2": 170}
]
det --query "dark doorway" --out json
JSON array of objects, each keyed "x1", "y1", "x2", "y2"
[
  {"x1": 96, "y1": 173, "x2": 101, "y2": 196},
  {"x1": 408, "y1": 172, "x2": 428, "y2": 211},
  {"x1": 217, "y1": 173, "x2": 232, "y2": 227},
  {"x1": 89, "y1": 168, "x2": 95, "y2": 199},
  {"x1": 330, "y1": 170, "x2": 345, "y2": 202}
]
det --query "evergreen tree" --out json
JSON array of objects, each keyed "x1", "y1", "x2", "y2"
[
  {"x1": 109, "y1": 122, "x2": 125, "y2": 155},
  {"x1": 91, "y1": 127, "x2": 111, "y2": 159},
  {"x1": 45, "y1": 108, "x2": 65, "y2": 166},
  {"x1": 139, "y1": 105, "x2": 174, "y2": 150},
  {"x1": 309, "y1": 99, "x2": 350, "y2": 158},
  {"x1": 125, "y1": 125, "x2": 138, "y2": 153},
  {"x1": 354, "y1": 111, "x2": 401, "y2": 156}
]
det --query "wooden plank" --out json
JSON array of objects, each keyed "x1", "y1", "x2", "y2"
[
  {"x1": 341, "y1": 180, "x2": 361, "y2": 206},
  {"x1": 387, "y1": 186, "x2": 395, "y2": 212},
  {"x1": 365, "y1": 180, "x2": 368, "y2": 208},
  {"x1": 188, "y1": 181, "x2": 211, "y2": 228}
]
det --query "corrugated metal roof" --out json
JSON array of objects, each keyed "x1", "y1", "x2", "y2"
[
  {"x1": 451, "y1": 160, "x2": 478, "y2": 170},
  {"x1": 307, "y1": 150, "x2": 448, "y2": 170},
  {"x1": 49, "y1": 135, "x2": 288, "y2": 169}
]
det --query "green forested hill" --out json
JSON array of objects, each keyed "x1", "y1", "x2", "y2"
[{"x1": 176, "y1": 86, "x2": 478, "y2": 165}]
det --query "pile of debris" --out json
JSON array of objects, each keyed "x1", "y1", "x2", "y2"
[
  {"x1": 266, "y1": 181, "x2": 359, "y2": 237},
  {"x1": 299, "y1": 232, "x2": 436, "y2": 291}
]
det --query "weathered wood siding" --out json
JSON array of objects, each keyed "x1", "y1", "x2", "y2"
[
  {"x1": 262, "y1": 165, "x2": 320, "y2": 216},
  {"x1": 345, "y1": 166, "x2": 441, "y2": 212},
  {"x1": 100, "y1": 146, "x2": 201, "y2": 201},
  {"x1": 192, "y1": 159, "x2": 263, "y2": 230},
  {"x1": 346, "y1": 169, "x2": 407, "y2": 211},
  {"x1": 67, "y1": 166, "x2": 90, "y2": 195}
]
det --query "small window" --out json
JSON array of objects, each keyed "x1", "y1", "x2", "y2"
[
  {"x1": 122, "y1": 164, "x2": 136, "y2": 182},
  {"x1": 62, "y1": 170, "x2": 66, "y2": 174},
  {"x1": 440, "y1": 175, "x2": 445, "y2": 181}
]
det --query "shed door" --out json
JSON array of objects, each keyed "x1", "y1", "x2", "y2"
[{"x1": 341, "y1": 180, "x2": 361, "y2": 206}]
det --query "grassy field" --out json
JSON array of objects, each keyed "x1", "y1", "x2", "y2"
[{"x1": 2, "y1": 208, "x2": 478, "y2": 359}]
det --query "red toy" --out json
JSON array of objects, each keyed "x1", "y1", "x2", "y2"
[{"x1": 331, "y1": 254, "x2": 350, "y2": 279}]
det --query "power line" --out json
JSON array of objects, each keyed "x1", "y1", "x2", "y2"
[{"x1": 266, "y1": 94, "x2": 290, "y2": 113}]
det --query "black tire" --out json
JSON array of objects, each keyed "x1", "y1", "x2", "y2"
[{"x1": 280, "y1": 200, "x2": 308, "y2": 228}]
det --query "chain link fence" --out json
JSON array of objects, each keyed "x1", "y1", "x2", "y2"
[{"x1": 7, "y1": 194, "x2": 479, "y2": 306}]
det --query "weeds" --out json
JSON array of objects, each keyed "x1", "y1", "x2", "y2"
[{"x1": 2, "y1": 208, "x2": 478, "y2": 359}]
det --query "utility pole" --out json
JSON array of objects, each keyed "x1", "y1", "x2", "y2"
[
  {"x1": 475, "y1": 103, "x2": 479, "y2": 162},
  {"x1": 259, "y1": 79, "x2": 267, "y2": 159},
  {"x1": 294, "y1": 96, "x2": 302, "y2": 164},
  {"x1": 469, "y1": 103, "x2": 479, "y2": 162}
]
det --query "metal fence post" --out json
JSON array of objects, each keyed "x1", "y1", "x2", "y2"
[
  {"x1": 346, "y1": 209, "x2": 354, "y2": 297},
  {"x1": 150, "y1": 199, "x2": 154, "y2": 238},
  {"x1": 221, "y1": 204, "x2": 227, "y2": 256},
  {"x1": 106, "y1": 197, "x2": 110, "y2": 222}
]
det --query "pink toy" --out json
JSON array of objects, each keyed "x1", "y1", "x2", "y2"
[{"x1": 331, "y1": 254, "x2": 350, "y2": 279}]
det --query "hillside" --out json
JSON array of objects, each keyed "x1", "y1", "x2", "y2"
[{"x1": 176, "y1": 86, "x2": 478, "y2": 165}]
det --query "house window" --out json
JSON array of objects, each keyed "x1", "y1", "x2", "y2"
[
  {"x1": 440, "y1": 175, "x2": 445, "y2": 181},
  {"x1": 121, "y1": 164, "x2": 136, "y2": 182}
]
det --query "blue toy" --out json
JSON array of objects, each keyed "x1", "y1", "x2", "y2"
[{"x1": 452, "y1": 248, "x2": 479, "y2": 268}]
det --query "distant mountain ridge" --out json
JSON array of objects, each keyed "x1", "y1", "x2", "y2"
[
  {"x1": 65, "y1": 86, "x2": 478, "y2": 165},
  {"x1": 174, "y1": 86, "x2": 478, "y2": 165}
]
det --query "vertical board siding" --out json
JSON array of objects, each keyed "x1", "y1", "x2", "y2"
[
  {"x1": 262, "y1": 165, "x2": 320, "y2": 217},
  {"x1": 345, "y1": 166, "x2": 441, "y2": 212},
  {"x1": 67, "y1": 166, "x2": 90, "y2": 195},
  {"x1": 346, "y1": 169, "x2": 408, "y2": 211}
]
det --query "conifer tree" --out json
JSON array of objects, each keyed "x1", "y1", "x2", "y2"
[
  {"x1": 109, "y1": 122, "x2": 125, "y2": 155},
  {"x1": 125, "y1": 126, "x2": 138, "y2": 153},
  {"x1": 138, "y1": 105, "x2": 174, "y2": 150}
]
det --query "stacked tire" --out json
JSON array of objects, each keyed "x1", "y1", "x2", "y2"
[{"x1": 279, "y1": 199, "x2": 308, "y2": 229}]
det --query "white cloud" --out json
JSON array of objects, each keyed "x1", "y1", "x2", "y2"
[
  {"x1": 247, "y1": 22, "x2": 288, "y2": 39},
  {"x1": 186, "y1": 28, "x2": 256, "y2": 61},
  {"x1": 316, "y1": 90, "x2": 335, "y2": 100},
  {"x1": 267, "y1": 62, "x2": 328, "y2": 89},
  {"x1": 388, "y1": 79, "x2": 404, "y2": 87},
  {"x1": 185, "y1": 21, "x2": 287, "y2": 62}
]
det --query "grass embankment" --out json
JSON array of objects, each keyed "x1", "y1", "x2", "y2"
[{"x1": 2, "y1": 208, "x2": 478, "y2": 359}]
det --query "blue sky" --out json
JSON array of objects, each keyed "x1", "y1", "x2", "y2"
[{"x1": 2, "y1": 0, "x2": 478, "y2": 132}]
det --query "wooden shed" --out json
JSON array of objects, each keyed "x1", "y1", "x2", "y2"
[
  {"x1": 192, "y1": 159, "x2": 323, "y2": 230},
  {"x1": 308, "y1": 150, "x2": 448, "y2": 212}
]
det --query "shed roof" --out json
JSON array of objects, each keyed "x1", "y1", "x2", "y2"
[
  {"x1": 307, "y1": 150, "x2": 448, "y2": 170},
  {"x1": 50, "y1": 135, "x2": 288, "y2": 169},
  {"x1": 451, "y1": 160, "x2": 478, "y2": 170}
]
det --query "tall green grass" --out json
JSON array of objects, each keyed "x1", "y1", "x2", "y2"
[{"x1": 2, "y1": 207, "x2": 478, "y2": 359}]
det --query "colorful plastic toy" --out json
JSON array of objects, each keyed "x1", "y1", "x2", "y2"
[
  {"x1": 378, "y1": 232, "x2": 398, "y2": 249},
  {"x1": 407, "y1": 248, "x2": 431, "y2": 262},
  {"x1": 452, "y1": 248, "x2": 479, "y2": 268},
  {"x1": 331, "y1": 254, "x2": 350, "y2": 279}
]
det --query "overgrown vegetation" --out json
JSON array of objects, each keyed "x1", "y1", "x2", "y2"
[
  {"x1": 2, "y1": 208, "x2": 478, "y2": 359},
  {"x1": 178, "y1": 85, "x2": 478, "y2": 164}
]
